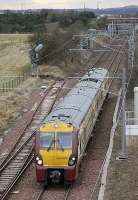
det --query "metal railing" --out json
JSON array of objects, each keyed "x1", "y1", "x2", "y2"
[{"x1": 0, "y1": 68, "x2": 32, "y2": 93}]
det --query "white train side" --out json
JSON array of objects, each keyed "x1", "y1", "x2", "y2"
[{"x1": 35, "y1": 68, "x2": 110, "y2": 184}]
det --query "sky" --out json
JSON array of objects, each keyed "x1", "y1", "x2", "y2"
[{"x1": 0, "y1": 0, "x2": 138, "y2": 10}]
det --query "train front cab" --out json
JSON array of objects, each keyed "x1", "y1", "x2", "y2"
[{"x1": 35, "y1": 122, "x2": 78, "y2": 185}]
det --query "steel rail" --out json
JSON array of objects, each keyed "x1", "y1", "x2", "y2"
[
  {"x1": 35, "y1": 188, "x2": 45, "y2": 200},
  {"x1": 87, "y1": 41, "x2": 127, "y2": 200},
  {"x1": 35, "y1": 185, "x2": 72, "y2": 200},
  {"x1": 64, "y1": 185, "x2": 73, "y2": 200},
  {"x1": 0, "y1": 81, "x2": 56, "y2": 171},
  {"x1": 0, "y1": 38, "x2": 126, "y2": 200},
  {"x1": 34, "y1": 40, "x2": 127, "y2": 200},
  {"x1": 63, "y1": 40, "x2": 127, "y2": 200},
  {"x1": 0, "y1": 81, "x2": 65, "y2": 200},
  {"x1": 0, "y1": 154, "x2": 34, "y2": 200}
]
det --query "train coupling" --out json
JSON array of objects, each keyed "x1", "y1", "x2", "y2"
[{"x1": 49, "y1": 170, "x2": 61, "y2": 183}]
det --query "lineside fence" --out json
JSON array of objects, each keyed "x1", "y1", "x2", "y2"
[
  {"x1": 88, "y1": 88, "x2": 122, "y2": 200},
  {"x1": 97, "y1": 88, "x2": 122, "y2": 200},
  {"x1": 0, "y1": 68, "x2": 32, "y2": 93}
]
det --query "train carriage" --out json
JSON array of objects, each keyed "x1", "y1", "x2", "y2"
[{"x1": 35, "y1": 68, "x2": 109, "y2": 185}]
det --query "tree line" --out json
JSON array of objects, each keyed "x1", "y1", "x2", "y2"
[{"x1": 0, "y1": 10, "x2": 96, "y2": 33}]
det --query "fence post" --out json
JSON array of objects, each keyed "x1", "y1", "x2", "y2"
[
  {"x1": 119, "y1": 68, "x2": 127, "y2": 159},
  {"x1": 6, "y1": 82, "x2": 8, "y2": 92},
  {"x1": 18, "y1": 76, "x2": 20, "y2": 85},
  {"x1": 8, "y1": 80, "x2": 10, "y2": 91},
  {"x1": 12, "y1": 79, "x2": 14, "y2": 89},
  {"x1": 16, "y1": 77, "x2": 18, "y2": 87},
  {"x1": 14, "y1": 78, "x2": 16, "y2": 88},
  {"x1": 2, "y1": 82, "x2": 4, "y2": 93},
  {"x1": 19, "y1": 74, "x2": 21, "y2": 85}
]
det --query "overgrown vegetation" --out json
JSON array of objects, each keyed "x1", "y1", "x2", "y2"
[
  {"x1": 96, "y1": 16, "x2": 108, "y2": 29},
  {"x1": 0, "y1": 10, "x2": 48, "y2": 33},
  {"x1": 28, "y1": 10, "x2": 96, "y2": 66},
  {"x1": 0, "y1": 10, "x2": 96, "y2": 33}
]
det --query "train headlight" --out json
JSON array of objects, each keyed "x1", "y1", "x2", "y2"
[
  {"x1": 37, "y1": 159, "x2": 43, "y2": 165},
  {"x1": 35, "y1": 156, "x2": 43, "y2": 166},
  {"x1": 68, "y1": 155, "x2": 77, "y2": 166}
]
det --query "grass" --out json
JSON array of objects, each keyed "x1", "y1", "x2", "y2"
[
  {"x1": 0, "y1": 77, "x2": 54, "y2": 136},
  {"x1": 0, "y1": 34, "x2": 33, "y2": 135},
  {"x1": 0, "y1": 34, "x2": 32, "y2": 42},
  {"x1": 0, "y1": 34, "x2": 31, "y2": 77},
  {"x1": 0, "y1": 24, "x2": 109, "y2": 137},
  {"x1": 106, "y1": 131, "x2": 138, "y2": 200}
]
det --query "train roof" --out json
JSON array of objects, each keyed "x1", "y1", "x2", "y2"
[{"x1": 43, "y1": 68, "x2": 108, "y2": 129}]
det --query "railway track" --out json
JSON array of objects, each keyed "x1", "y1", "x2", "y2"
[
  {"x1": 31, "y1": 39, "x2": 127, "y2": 200},
  {"x1": 1, "y1": 36, "x2": 128, "y2": 200},
  {"x1": 0, "y1": 80, "x2": 65, "y2": 200},
  {"x1": 35, "y1": 185, "x2": 72, "y2": 200},
  {"x1": 62, "y1": 41, "x2": 127, "y2": 200}
]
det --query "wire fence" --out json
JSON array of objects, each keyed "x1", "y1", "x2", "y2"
[{"x1": 0, "y1": 68, "x2": 32, "y2": 93}]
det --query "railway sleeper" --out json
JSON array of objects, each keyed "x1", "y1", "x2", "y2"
[
  {"x1": 15, "y1": 155, "x2": 29, "y2": 158},
  {"x1": 6, "y1": 165, "x2": 23, "y2": 169},
  {"x1": 0, "y1": 182, "x2": 14, "y2": 187},
  {"x1": 8, "y1": 167, "x2": 23, "y2": 170},
  {"x1": 1, "y1": 171, "x2": 17, "y2": 174},
  {"x1": 18, "y1": 154, "x2": 30, "y2": 158},
  {"x1": 0, "y1": 188, "x2": 7, "y2": 192},
  {"x1": 0, "y1": 179, "x2": 14, "y2": 184},
  {"x1": 3, "y1": 174, "x2": 18, "y2": 178},
  {"x1": 20, "y1": 137, "x2": 30, "y2": 141},
  {"x1": 0, "y1": 177, "x2": 15, "y2": 181},
  {"x1": 0, "y1": 174, "x2": 16, "y2": 178},
  {"x1": 10, "y1": 161, "x2": 25, "y2": 164},
  {"x1": 6, "y1": 165, "x2": 22, "y2": 168},
  {"x1": 15, "y1": 156, "x2": 29, "y2": 160},
  {"x1": 0, "y1": 172, "x2": 16, "y2": 176},
  {"x1": 0, "y1": 179, "x2": 11, "y2": 183},
  {"x1": 21, "y1": 145, "x2": 32, "y2": 149},
  {"x1": 6, "y1": 167, "x2": 21, "y2": 171},
  {"x1": 0, "y1": 182, "x2": 11, "y2": 186},
  {"x1": 16, "y1": 153, "x2": 30, "y2": 156},
  {"x1": 21, "y1": 134, "x2": 32, "y2": 139},
  {"x1": 13, "y1": 158, "x2": 26, "y2": 161}
]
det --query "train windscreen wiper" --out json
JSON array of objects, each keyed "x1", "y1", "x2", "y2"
[
  {"x1": 47, "y1": 139, "x2": 54, "y2": 151},
  {"x1": 57, "y1": 139, "x2": 64, "y2": 151}
]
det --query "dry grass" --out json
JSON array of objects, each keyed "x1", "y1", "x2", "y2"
[
  {"x1": 0, "y1": 34, "x2": 54, "y2": 136},
  {"x1": 39, "y1": 65, "x2": 65, "y2": 79},
  {"x1": 0, "y1": 34, "x2": 32, "y2": 42},
  {"x1": 0, "y1": 34, "x2": 31, "y2": 76},
  {"x1": 0, "y1": 77, "x2": 53, "y2": 135},
  {"x1": 105, "y1": 130, "x2": 138, "y2": 200},
  {"x1": 0, "y1": 25, "x2": 106, "y2": 137}
]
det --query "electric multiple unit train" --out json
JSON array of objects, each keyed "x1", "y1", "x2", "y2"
[{"x1": 34, "y1": 68, "x2": 109, "y2": 185}]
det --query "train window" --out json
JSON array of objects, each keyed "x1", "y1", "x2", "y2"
[
  {"x1": 40, "y1": 133, "x2": 54, "y2": 149},
  {"x1": 39, "y1": 132, "x2": 72, "y2": 150},
  {"x1": 57, "y1": 133, "x2": 72, "y2": 149}
]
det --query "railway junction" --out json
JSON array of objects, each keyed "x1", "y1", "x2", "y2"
[{"x1": 0, "y1": 18, "x2": 137, "y2": 200}]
